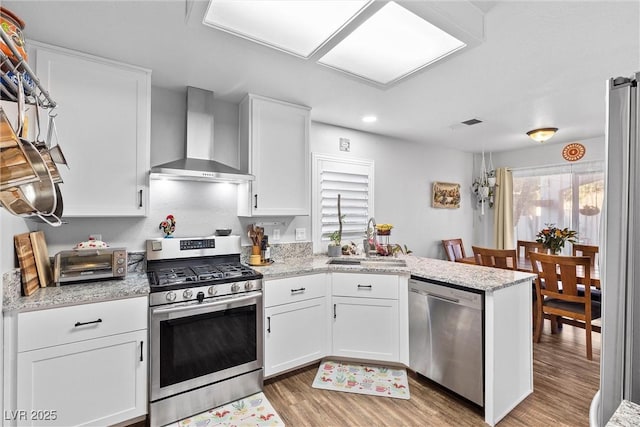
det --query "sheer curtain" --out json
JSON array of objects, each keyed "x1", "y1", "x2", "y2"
[
  {"x1": 493, "y1": 167, "x2": 514, "y2": 249},
  {"x1": 512, "y1": 161, "x2": 604, "y2": 253}
]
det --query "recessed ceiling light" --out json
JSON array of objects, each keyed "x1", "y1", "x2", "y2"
[
  {"x1": 362, "y1": 115, "x2": 377, "y2": 123},
  {"x1": 318, "y1": 1, "x2": 466, "y2": 85},
  {"x1": 203, "y1": 0, "x2": 371, "y2": 58}
]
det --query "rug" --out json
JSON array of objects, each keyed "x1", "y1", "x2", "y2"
[
  {"x1": 311, "y1": 360, "x2": 410, "y2": 400},
  {"x1": 168, "y1": 392, "x2": 285, "y2": 427}
]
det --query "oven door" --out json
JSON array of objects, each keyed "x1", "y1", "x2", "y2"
[{"x1": 149, "y1": 290, "x2": 263, "y2": 401}]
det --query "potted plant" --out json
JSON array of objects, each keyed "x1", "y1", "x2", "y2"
[
  {"x1": 535, "y1": 223, "x2": 578, "y2": 254},
  {"x1": 487, "y1": 169, "x2": 497, "y2": 187},
  {"x1": 328, "y1": 230, "x2": 342, "y2": 257}
]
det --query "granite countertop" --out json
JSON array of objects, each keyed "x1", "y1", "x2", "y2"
[
  {"x1": 3, "y1": 253, "x2": 534, "y2": 314},
  {"x1": 607, "y1": 400, "x2": 640, "y2": 427},
  {"x1": 254, "y1": 254, "x2": 535, "y2": 292},
  {"x1": 3, "y1": 270, "x2": 149, "y2": 314}
]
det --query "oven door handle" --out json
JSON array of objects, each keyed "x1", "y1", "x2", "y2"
[{"x1": 151, "y1": 292, "x2": 261, "y2": 316}]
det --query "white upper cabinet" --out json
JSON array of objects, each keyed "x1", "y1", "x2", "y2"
[
  {"x1": 33, "y1": 41, "x2": 151, "y2": 217},
  {"x1": 238, "y1": 94, "x2": 310, "y2": 216}
]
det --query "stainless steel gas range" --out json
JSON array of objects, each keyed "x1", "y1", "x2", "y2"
[{"x1": 146, "y1": 236, "x2": 263, "y2": 427}]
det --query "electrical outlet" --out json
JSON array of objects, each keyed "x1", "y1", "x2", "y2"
[
  {"x1": 89, "y1": 234, "x2": 102, "y2": 241},
  {"x1": 273, "y1": 229, "x2": 281, "y2": 241},
  {"x1": 295, "y1": 228, "x2": 306, "y2": 241}
]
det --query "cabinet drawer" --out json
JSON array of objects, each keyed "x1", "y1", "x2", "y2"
[
  {"x1": 332, "y1": 273, "x2": 398, "y2": 299},
  {"x1": 18, "y1": 296, "x2": 148, "y2": 352},
  {"x1": 264, "y1": 274, "x2": 326, "y2": 307}
]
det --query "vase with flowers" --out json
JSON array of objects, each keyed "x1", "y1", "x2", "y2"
[{"x1": 535, "y1": 223, "x2": 578, "y2": 254}]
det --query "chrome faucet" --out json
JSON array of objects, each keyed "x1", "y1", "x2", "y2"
[{"x1": 365, "y1": 217, "x2": 378, "y2": 257}]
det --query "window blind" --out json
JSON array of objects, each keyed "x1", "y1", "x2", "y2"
[{"x1": 320, "y1": 169, "x2": 370, "y2": 244}]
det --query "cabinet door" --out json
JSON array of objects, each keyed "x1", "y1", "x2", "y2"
[
  {"x1": 239, "y1": 95, "x2": 310, "y2": 216},
  {"x1": 264, "y1": 297, "x2": 328, "y2": 377},
  {"x1": 35, "y1": 43, "x2": 150, "y2": 217},
  {"x1": 15, "y1": 330, "x2": 147, "y2": 427},
  {"x1": 332, "y1": 296, "x2": 399, "y2": 362}
]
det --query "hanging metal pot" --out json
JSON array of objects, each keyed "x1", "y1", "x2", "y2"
[
  {"x1": 0, "y1": 107, "x2": 39, "y2": 191},
  {"x1": 0, "y1": 139, "x2": 62, "y2": 226}
]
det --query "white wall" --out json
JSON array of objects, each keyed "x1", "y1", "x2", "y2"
[
  {"x1": 311, "y1": 122, "x2": 474, "y2": 259},
  {"x1": 473, "y1": 136, "x2": 605, "y2": 247}
]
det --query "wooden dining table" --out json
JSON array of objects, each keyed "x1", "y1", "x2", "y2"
[{"x1": 457, "y1": 254, "x2": 601, "y2": 288}]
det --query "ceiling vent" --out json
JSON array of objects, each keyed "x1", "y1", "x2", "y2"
[{"x1": 461, "y1": 118, "x2": 483, "y2": 126}]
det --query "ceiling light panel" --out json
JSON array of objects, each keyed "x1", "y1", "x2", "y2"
[
  {"x1": 203, "y1": 0, "x2": 371, "y2": 58},
  {"x1": 318, "y1": 1, "x2": 466, "y2": 85}
]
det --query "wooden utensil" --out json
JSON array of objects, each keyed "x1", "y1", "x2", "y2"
[
  {"x1": 30, "y1": 231, "x2": 53, "y2": 287},
  {"x1": 14, "y1": 232, "x2": 39, "y2": 296}
]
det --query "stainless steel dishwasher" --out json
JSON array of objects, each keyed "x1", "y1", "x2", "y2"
[{"x1": 409, "y1": 277, "x2": 484, "y2": 406}]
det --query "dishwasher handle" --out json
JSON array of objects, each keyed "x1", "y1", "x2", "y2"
[
  {"x1": 409, "y1": 279, "x2": 483, "y2": 310},
  {"x1": 410, "y1": 288, "x2": 459, "y2": 304}
]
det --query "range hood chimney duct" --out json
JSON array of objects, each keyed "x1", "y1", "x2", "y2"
[{"x1": 149, "y1": 87, "x2": 254, "y2": 183}]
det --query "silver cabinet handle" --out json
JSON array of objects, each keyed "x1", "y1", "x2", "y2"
[
  {"x1": 140, "y1": 341, "x2": 144, "y2": 362},
  {"x1": 267, "y1": 316, "x2": 271, "y2": 333},
  {"x1": 291, "y1": 287, "x2": 306, "y2": 293},
  {"x1": 333, "y1": 304, "x2": 337, "y2": 319},
  {"x1": 357, "y1": 284, "x2": 372, "y2": 289}
]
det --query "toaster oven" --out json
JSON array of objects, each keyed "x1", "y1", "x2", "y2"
[{"x1": 54, "y1": 248, "x2": 127, "y2": 285}]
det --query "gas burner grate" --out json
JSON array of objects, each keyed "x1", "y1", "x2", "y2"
[
  {"x1": 154, "y1": 267, "x2": 199, "y2": 286},
  {"x1": 191, "y1": 265, "x2": 226, "y2": 281}
]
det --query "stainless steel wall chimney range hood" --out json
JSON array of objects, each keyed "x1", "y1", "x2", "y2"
[{"x1": 149, "y1": 87, "x2": 254, "y2": 183}]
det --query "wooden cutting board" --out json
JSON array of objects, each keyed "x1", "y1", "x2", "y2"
[
  {"x1": 14, "y1": 232, "x2": 39, "y2": 296},
  {"x1": 30, "y1": 231, "x2": 53, "y2": 287}
]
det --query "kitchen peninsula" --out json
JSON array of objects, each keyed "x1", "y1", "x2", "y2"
[{"x1": 255, "y1": 253, "x2": 536, "y2": 427}]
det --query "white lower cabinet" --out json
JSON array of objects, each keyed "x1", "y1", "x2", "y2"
[
  {"x1": 263, "y1": 274, "x2": 329, "y2": 377},
  {"x1": 263, "y1": 271, "x2": 408, "y2": 377},
  {"x1": 16, "y1": 330, "x2": 146, "y2": 427},
  {"x1": 331, "y1": 272, "x2": 405, "y2": 363},
  {"x1": 3, "y1": 297, "x2": 148, "y2": 427},
  {"x1": 265, "y1": 298, "x2": 327, "y2": 377},
  {"x1": 331, "y1": 296, "x2": 399, "y2": 362}
]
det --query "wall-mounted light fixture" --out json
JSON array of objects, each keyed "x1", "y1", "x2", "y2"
[{"x1": 526, "y1": 127, "x2": 558, "y2": 143}]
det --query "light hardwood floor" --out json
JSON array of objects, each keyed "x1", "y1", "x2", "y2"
[{"x1": 263, "y1": 326, "x2": 600, "y2": 426}]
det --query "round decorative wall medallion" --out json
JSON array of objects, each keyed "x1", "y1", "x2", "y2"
[{"x1": 562, "y1": 143, "x2": 586, "y2": 162}]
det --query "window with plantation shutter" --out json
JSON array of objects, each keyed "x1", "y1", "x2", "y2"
[{"x1": 312, "y1": 154, "x2": 374, "y2": 253}]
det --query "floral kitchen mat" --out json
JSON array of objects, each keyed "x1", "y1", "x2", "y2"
[
  {"x1": 168, "y1": 392, "x2": 285, "y2": 427},
  {"x1": 311, "y1": 360, "x2": 410, "y2": 400}
]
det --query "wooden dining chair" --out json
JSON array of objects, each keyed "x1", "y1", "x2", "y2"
[
  {"x1": 517, "y1": 240, "x2": 545, "y2": 259},
  {"x1": 572, "y1": 243, "x2": 599, "y2": 264},
  {"x1": 442, "y1": 238, "x2": 466, "y2": 262},
  {"x1": 529, "y1": 252, "x2": 601, "y2": 360},
  {"x1": 472, "y1": 246, "x2": 518, "y2": 270},
  {"x1": 571, "y1": 243, "x2": 601, "y2": 302}
]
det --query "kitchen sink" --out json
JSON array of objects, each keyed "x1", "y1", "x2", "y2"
[
  {"x1": 327, "y1": 258, "x2": 407, "y2": 267},
  {"x1": 326, "y1": 258, "x2": 362, "y2": 265}
]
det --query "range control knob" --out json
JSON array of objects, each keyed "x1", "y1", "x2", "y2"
[
  {"x1": 244, "y1": 281, "x2": 254, "y2": 291},
  {"x1": 208, "y1": 286, "x2": 217, "y2": 296},
  {"x1": 116, "y1": 267, "x2": 125, "y2": 274},
  {"x1": 166, "y1": 291, "x2": 177, "y2": 302},
  {"x1": 117, "y1": 258, "x2": 125, "y2": 265},
  {"x1": 197, "y1": 291, "x2": 205, "y2": 303},
  {"x1": 231, "y1": 283, "x2": 240, "y2": 293},
  {"x1": 183, "y1": 289, "x2": 193, "y2": 299}
]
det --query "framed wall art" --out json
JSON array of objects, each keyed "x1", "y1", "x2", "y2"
[{"x1": 432, "y1": 181, "x2": 461, "y2": 209}]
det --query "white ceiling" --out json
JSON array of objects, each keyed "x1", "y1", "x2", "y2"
[{"x1": 6, "y1": 0, "x2": 640, "y2": 153}]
